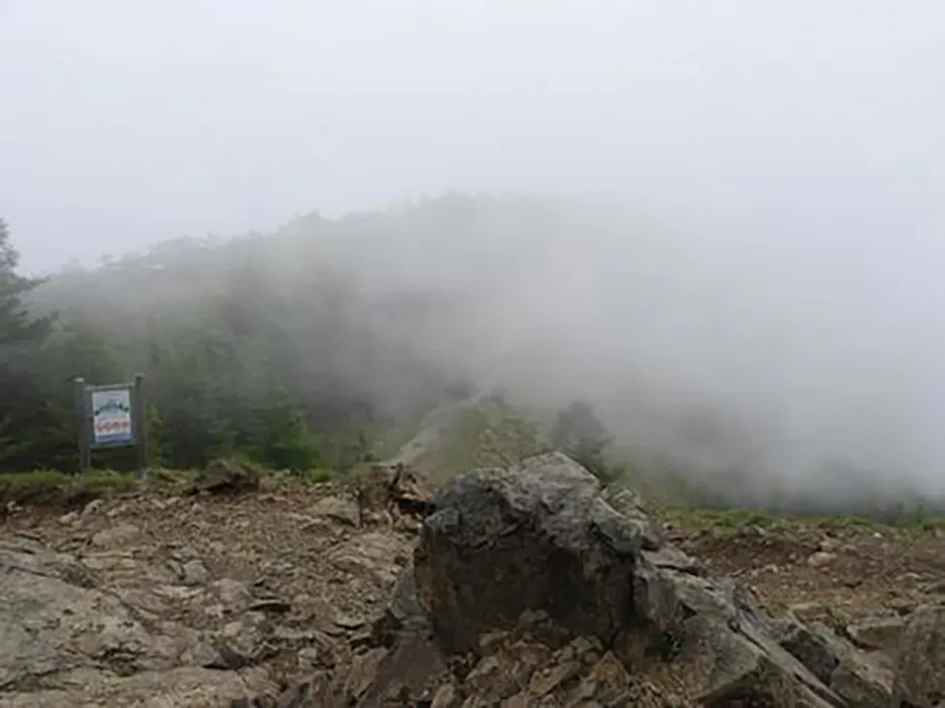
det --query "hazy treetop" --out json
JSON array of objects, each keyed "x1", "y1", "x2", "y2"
[{"x1": 2, "y1": 1, "x2": 944, "y2": 270}]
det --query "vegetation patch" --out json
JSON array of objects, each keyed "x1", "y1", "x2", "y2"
[
  {"x1": 415, "y1": 398, "x2": 552, "y2": 480},
  {"x1": 656, "y1": 502, "x2": 945, "y2": 538},
  {"x1": 0, "y1": 468, "x2": 136, "y2": 508}
]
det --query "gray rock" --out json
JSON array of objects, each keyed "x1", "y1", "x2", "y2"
[
  {"x1": 771, "y1": 616, "x2": 893, "y2": 707},
  {"x1": 192, "y1": 458, "x2": 260, "y2": 495},
  {"x1": 212, "y1": 577, "x2": 254, "y2": 612},
  {"x1": 179, "y1": 559, "x2": 209, "y2": 586},
  {"x1": 414, "y1": 452, "x2": 843, "y2": 706},
  {"x1": 310, "y1": 495, "x2": 361, "y2": 527},
  {"x1": 892, "y1": 604, "x2": 945, "y2": 707},
  {"x1": 212, "y1": 612, "x2": 276, "y2": 669},
  {"x1": 685, "y1": 611, "x2": 842, "y2": 707},
  {"x1": 831, "y1": 652, "x2": 893, "y2": 708},
  {"x1": 770, "y1": 618, "x2": 846, "y2": 685},
  {"x1": 342, "y1": 647, "x2": 388, "y2": 703},
  {"x1": 415, "y1": 453, "x2": 641, "y2": 653},
  {"x1": 371, "y1": 562, "x2": 431, "y2": 646},
  {"x1": 600, "y1": 485, "x2": 666, "y2": 551},
  {"x1": 431, "y1": 682, "x2": 458, "y2": 708},
  {"x1": 90, "y1": 523, "x2": 140, "y2": 548},
  {"x1": 4, "y1": 667, "x2": 275, "y2": 708},
  {"x1": 0, "y1": 536, "x2": 274, "y2": 704},
  {"x1": 846, "y1": 613, "x2": 904, "y2": 654}
]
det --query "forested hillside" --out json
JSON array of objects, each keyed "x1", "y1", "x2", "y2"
[
  {"x1": 4, "y1": 193, "x2": 944, "y2": 518},
  {"x1": 1, "y1": 194, "x2": 609, "y2": 474}
]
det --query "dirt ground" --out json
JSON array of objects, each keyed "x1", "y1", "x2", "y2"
[
  {"x1": 5, "y1": 475, "x2": 945, "y2": 706},
  {"x1": 0, "y1": 478, "x2": 419, "y2": 692},
  {"x1": 664, "y1": 508, "x2": 945, "y2": 627},
  {"x1": 8, "y1": 480, "x2": 945, "y2": 636}
]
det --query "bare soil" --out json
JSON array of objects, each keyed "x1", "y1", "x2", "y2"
[{"x1": 665, "y1": 509, "x2": 945, "y2": 626}]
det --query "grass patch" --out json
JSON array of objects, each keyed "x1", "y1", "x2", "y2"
[
  {"x1": 657, "y1": 507, "x2": 795, "y2": 535},
  {"x1": 0, "y1": 460, "x2": 345, "y2": 510},
  {"x1": 0, "y1": 468, "x2": 137, "y2": 508},
  {"x1": 269, "y1": 466, "x2": 336, "y2": 485},
  {"x1": 368, "y1": 414, "x2": 432, "y2": 461},
  {"x1": 418, "y1": 400, "x2": 552, "y2": 481},
  {"x1": 656, "y1": 502, "x2": 945, "y2": 537}
]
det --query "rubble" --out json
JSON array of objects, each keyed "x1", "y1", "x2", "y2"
[{"x1": 3, "y1": 452, "x2": 945, "y2": 706}]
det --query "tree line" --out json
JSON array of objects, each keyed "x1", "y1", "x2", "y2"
[
  {"x1": 0, "y1": 211, "x2": 470, "y2": 474},
  {"x1": 0, "y1": 194, "x2": 634, "y2": 478}
]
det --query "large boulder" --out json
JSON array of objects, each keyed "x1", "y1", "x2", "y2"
[
  {"x1": 414, "y1": 452, "x2": 645, "y2": 653},
  {"x1": 414, "y1": 452, "x2": 845, "y2": 706}
]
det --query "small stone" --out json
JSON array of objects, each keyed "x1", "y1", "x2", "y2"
[
  {"x1": 310, "y1": 495, "x2": 361, "y2": 527},
  {"x1": 333, "y1": 613, "x2": 366, "y2": 630},
  {"x1": 479, "y1": 630, "x2": 510, "y2": 655},
  {"x1": 248, "y1": 597, "x2": 290, "y2": 614},
  {"x1": 181, "y1": 638, "x2": 223, "y2": 668},
  {"x1": 298, "y1": 645, "x2": 333, "y2": 671},
  {"x1": 383, "y1": 680, "x2": 410, "y2": 704},
  {"x1": 105, "y1": 504, "x2": 126, "y2": 518},
  {"x1": 921, "y1": 577, "x2": 945, "y2": 595},
  {"x1": 847, "y1": 614, "x2": 905, "y2": 653},
  {"x1": 82, "y1": 499, "x2": 104, "y2": 516},
  {"x1": 807, "y1": 551, "x2": 838, "y2": 569},
  {"x1": 342, "y1": 648, "x2": 387, "y2": 702},
  {"x1": 431, "y1": 683, "x2": 457, "y2": 708},
  {"x1": 465, "y1": 655, "x2": 503, "y2": 695},
  {"x1": 528, "y1": 661, "x2": 581, "y2": 697},
  {"x1": 180, "y1": 559, "x2": 209, "y2": 586},
  {"x1": 91, "y1": 523, "x2": 139, "y2": 548},
  {"x1": 213, "y1": 578, "x2": 253, "y2": 611}
]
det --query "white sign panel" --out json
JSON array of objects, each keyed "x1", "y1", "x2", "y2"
[{"x1": 91, "y1": 389, "x2": 133, "y2": 445}]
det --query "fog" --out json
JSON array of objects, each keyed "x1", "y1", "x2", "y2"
[{"x1": 4, "y1": 2, "x2": 945, "y2": 501}]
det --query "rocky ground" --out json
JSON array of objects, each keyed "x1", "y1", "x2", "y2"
[
  {"x1": 2, "y1": 454, "x2": 945, "y2": 706},
  {"x1": 0, "y1": 466, "x2": 418, "y2": 706}
]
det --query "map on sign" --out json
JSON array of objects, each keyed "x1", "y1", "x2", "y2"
[{"x1": 91, "y1": 389, "x2": 134, "y2": 446}]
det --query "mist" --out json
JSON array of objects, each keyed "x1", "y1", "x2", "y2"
[
  {"x1": 325, "y1": 196, "x2": 945, "y2": 503},
  {"x1": 4, "y1": 2, "x2": 945, "y2": 504}
]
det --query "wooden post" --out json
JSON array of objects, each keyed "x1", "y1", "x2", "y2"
[
  {"x1": 74, "y1": 377, "x2": 91, "y2": 471},
  {"x1": 133, "y1": 373, "x2": 149, "y2": 473}
]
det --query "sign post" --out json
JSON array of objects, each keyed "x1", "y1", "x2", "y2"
[{"x1": 74, "y1": 375, "x2": 149, "y2": 473}]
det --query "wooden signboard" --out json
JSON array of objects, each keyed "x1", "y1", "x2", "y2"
[{"x1": 74, "y1": 374, "x2": 149, "y2": 472}]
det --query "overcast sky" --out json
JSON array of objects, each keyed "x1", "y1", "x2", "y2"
[{"x1": 2, "y1": 1, "x2": 944, "y2": 272}]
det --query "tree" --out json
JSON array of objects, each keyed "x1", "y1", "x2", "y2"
[
  {"x1": 0, "y1": 219, "x2": 56, "y2": 470},
  {"x1": 550, "y1": 400, "x2": 618, "y2": 482},
  {"x1": 28, "y1": 319, "x2": 128, "y2": 470},
  {"x1": 0, "y1": 219, "x2": 51, "y2": 347}
]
